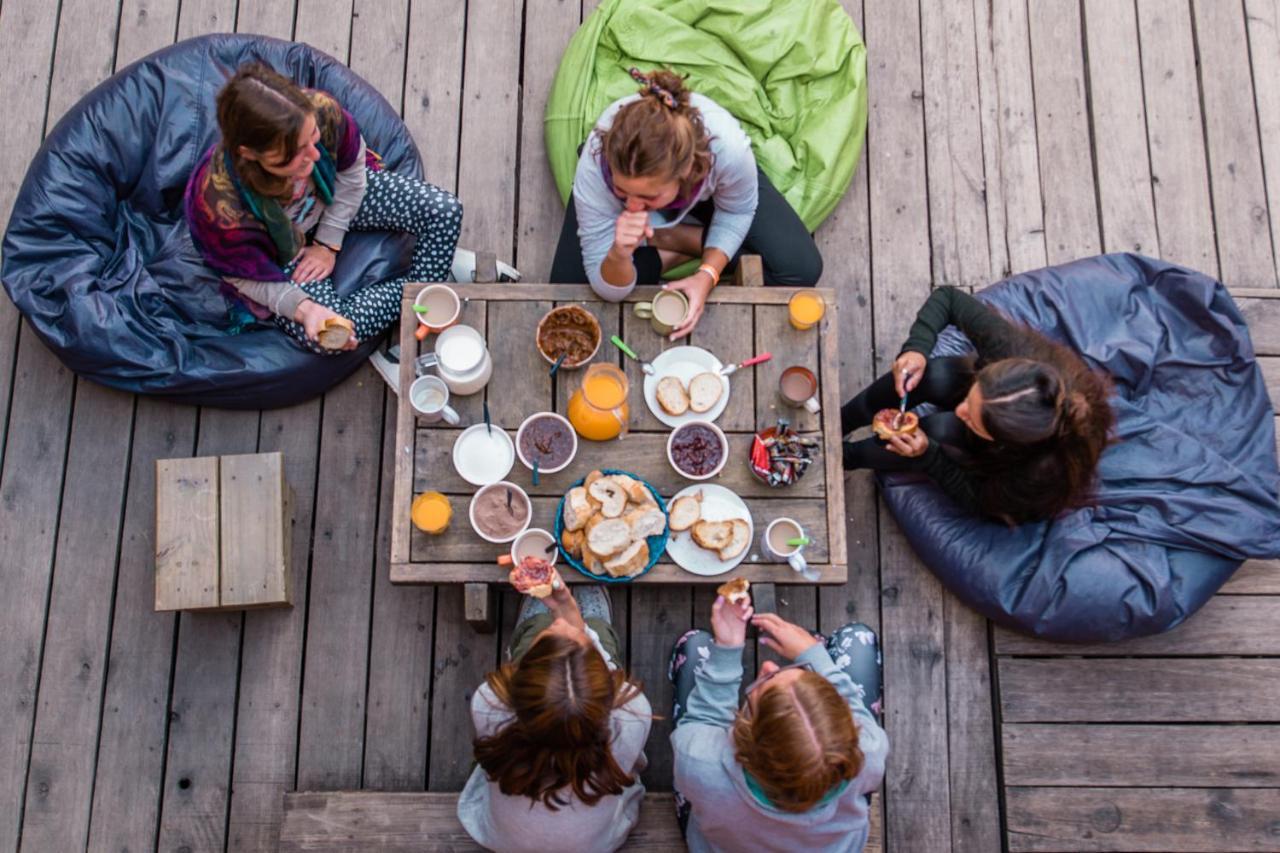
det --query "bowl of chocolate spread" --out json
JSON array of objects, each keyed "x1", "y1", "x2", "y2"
[
  {"x1": 536, "y1": 305, "x2": 602, "y2": 369},
  {"x1": 469, "y1": 481, "x2": 532, "y2": 543}
]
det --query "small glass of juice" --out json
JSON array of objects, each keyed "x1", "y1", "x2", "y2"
[
  {"x1": 411, "y1": 491, "x2": 453, "y2": 534},
  {"x1": 788, "y1": 291, "x2": 826, "y2": 331}
]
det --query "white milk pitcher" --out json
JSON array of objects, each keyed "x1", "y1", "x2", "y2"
[{"x1": 415, "y1": 324, "x2": 493, "y2": 396}]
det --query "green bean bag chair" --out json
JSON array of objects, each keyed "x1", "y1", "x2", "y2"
[{"x1": 545, "y1": 0, "x2": 868, "y2": 233}]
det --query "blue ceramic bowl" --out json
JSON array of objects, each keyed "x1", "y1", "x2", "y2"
[{"x1": 554, "y1": 469, "x2": 669, "y2": 583}]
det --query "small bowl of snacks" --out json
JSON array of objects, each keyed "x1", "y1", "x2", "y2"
[
  {"x1": 536, "y1": 305, "x2": 602, "y2": 369},
  {"x1": 469, "y1": 481, "x2": 532, "y2": 544},
  {"x1": 516, "y1": 412, "x2": 578, "y2": 475},
  {"x1": 749, "y1": 423, "x2": 820, "y2": 487},
  {"x1": 667, "y1": 420, "x2": 729, "y2": 481}
]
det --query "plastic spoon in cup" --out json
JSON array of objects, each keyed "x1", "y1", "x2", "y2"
[
  {"x1": 548, "y1": 354, "x2": 566, "y2": 377},
  {"x1": 786, "y1": 537, "x2": 811, "y2": 548},
  {"x1": 610, "y1": 335, "x2": 655, "y2": 375},
  {"x1": 720, "y1": 352, "x2": 772, "y2": 377}
]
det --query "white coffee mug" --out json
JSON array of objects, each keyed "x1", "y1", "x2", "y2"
[
  {"x1": 762, "y1": 517, "x2": 818, "y2": 580},
  {"x1": 416, "y1": 324, "x2": 493, "y2": 396},
  {"x1": 409, "y1": 375, "x2": 460, "y2": 425}
]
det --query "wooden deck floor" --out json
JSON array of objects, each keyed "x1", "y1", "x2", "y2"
[{"x1": 1, "y1": 1, "x2": 1278, "y2": 851}]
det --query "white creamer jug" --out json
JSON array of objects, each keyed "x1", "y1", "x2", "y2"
[{"x1": 415, "y1": 324, "x2": 493, "y2": 396}]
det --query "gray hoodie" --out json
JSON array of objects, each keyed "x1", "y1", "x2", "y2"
[{"x1": 671, "y1": 642, "x2": 888, "y2": 853}]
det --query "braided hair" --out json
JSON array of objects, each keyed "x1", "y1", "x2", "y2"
[{"x1": 598, "y1": 68, "x2": 713, "y2": 200}]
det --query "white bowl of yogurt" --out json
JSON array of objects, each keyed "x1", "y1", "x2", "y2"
[{"x1": 452, "y1": 423, "x2": 516, "y2": 486}]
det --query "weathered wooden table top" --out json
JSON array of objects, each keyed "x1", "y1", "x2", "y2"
[{"x1": 389, "y1": 282, "x2": 846, "y2": 586}]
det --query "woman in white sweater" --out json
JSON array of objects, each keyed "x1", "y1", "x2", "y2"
[
  {"x1": 458, "y1": 585, "x2": 651, "y2": 853},
  {"x1": 549, "y1": 68, "x2": 823, "y2": 339}
]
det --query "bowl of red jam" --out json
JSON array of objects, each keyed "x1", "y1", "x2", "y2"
[{"x1": 667, "y1": 420, "x2": 728, "y2": 480}]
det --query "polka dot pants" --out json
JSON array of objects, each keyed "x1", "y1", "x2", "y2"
[{"x1": 276, "y1": 168, "x2": 463, "y2": 352}]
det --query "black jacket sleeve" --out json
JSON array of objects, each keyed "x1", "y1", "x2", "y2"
[
  {"x1": 900, "y1": 286, "x2": 1021, "y2": 361},
  {"x1": 918, "y1": 442, "x2": 982, "y2": 512}
]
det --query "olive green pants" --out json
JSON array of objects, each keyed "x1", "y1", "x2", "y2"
[{"x1": 508, "y1": 613, "x2": 622, "y2": 663}]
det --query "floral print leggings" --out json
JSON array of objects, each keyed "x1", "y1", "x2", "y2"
[{"x1": 667, "y1": 622, "x2": 883, "y2": 833}]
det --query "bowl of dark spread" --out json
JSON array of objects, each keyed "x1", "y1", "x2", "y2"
[
  {"x1": 469, "y1": 482, "x2": 532, "y2": 543},
  {"x1": 536, "y1": 305, "x2": 602, "y2": 369},
  {"x1": 516, "y1": 412, "x2": 578, "y2": 474},
  {"x1": 667, "y1": 420, "x2": 728, "y2": 480}
]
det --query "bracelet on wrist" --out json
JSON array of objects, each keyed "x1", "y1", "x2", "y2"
[
  {"x1": 314, "y1": 239, "x2": 340, "y2": 254},
  {"x1": 697, "y1": 263, "x2": 720, "y2": 288}
]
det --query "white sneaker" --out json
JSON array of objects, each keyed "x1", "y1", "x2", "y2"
[
  {"x1": 449, "y1": 247, "x2": 522, "y2": 283},
  {"x1": 368, "y1": 348, "x2": 400, "y2": 394}
]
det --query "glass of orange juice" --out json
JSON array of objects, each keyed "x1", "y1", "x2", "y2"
[
  {"x1": 411, "y1": 491, "x2": 452, "y2": 534},
  {"x1": 567, "y1": 363, "x2": 630, "y2": 441},
  {"x1": 788, "y1": 291, "x2": 826, "y2": 330}
]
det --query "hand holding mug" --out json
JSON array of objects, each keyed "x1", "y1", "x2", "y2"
[
  {"x1": 664, "y1": 271, "x2": 715, "y2": 340},
  {"x1": 894, "y1": 351, "x2": 927, "y2": 397}
]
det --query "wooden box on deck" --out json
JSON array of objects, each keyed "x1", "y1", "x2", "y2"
[{"x1": 154, "y1": 452, "x2": 293, "y2": 612}]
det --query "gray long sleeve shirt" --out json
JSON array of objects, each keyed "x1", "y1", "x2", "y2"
[
  {"x1": 227, "y1": 136, "x2": 368, "y2": 318},
  {"x1": 573, "y1": 93, "x2": 758, "y2": 300},
  {"x1": 671, "y1": 642, "x2": 888, "y2": 853}
]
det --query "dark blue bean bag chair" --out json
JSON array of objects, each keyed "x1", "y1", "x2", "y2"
[
  {"x1": 880, "y1": 254, "x2": 1280, "y2": 643},
  {"x1": 0, "y1": 34, "x2": 419, "y2": 408}
]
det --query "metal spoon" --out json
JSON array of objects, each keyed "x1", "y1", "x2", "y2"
[{"x1": 610, "y1": 335, "x2": 655, "y2": 375}]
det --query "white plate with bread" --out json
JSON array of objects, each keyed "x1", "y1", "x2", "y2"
[
  {"x1": 665, "y1": 483, "x2": 754, "y2": 576},
  {"x1": 643, "y1": 346, "x2": 732, "y2": 427}
]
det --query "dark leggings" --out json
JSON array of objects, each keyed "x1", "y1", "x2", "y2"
[
  {"x1": 840, "y1": 355, "x2": 980, "y2": 471},
  {"x1": 548, "y1": 167, "x2": 823, "y2": 286},
  {"x1": 667, "y1": 624, "x2": 882, "y2": 835}
]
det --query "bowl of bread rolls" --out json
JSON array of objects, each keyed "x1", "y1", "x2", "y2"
[{"x1": 555, "y1": 469, "x2": 669, "y2": 582}]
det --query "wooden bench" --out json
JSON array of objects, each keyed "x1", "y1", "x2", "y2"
[{"x1": 279, "y1": 791, "x2": 685, "y2": 851}]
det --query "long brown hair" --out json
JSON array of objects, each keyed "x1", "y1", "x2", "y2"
[
  {"x1": 732, "y1": 671, "x2": 864, "y2": 813},
  {"x1": 969, "y1": 328, "x2": 1114, "y2": 524},
  {"x1": 216, "y1": 63, "x2": 315, "y2": 201},
  {"x1": 599, "y1": 69, "x2": 713, "y2": 199},
  {"x1": 473, "y1": 632, "x2": 642, "y2": 809}
]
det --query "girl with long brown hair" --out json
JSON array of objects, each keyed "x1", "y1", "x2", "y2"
[
  {"x1": 841, "y1": 286, "x2": 1115, "y2": 524},
  {"x1": 549, "y1": 68, "x2": 823, "y2": 340},
  {"x1": 185, "y1": 63, "x2": 462, "y2": 356},
  {"x1": 668, "y1": 593, "x2": 887, "y2": 851},
  {"x1": 457, "y1": 584, "x2": 651, "y2": 852}
]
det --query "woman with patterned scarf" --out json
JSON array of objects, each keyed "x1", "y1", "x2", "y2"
[{"x1": 185, "y1": 63, "x2": 462, "y2": 353}]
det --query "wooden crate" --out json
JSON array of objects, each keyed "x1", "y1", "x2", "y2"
[{"x1": 155, "y1": 452, "x2": 292, "y2": 611}]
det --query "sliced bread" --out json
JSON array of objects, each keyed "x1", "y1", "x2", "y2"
[
  {"x1": 587, "y1": 517, "x2": 632, "y2": 558},
  {"x1": 692, "y1": 520, "x2": 734, "y2": 551},
  {"x1": 669, "y1": 493, "x2": 703, "y2": 532},
  {"x1": 588, "y1": 477, "x2": 627, "y2": 518},
  {"x1": 656, "y1": 376, "x2": 690, "y2": 416},
  {"x1": 688, "y1": 372, "x2": 723, "y2": 414},
  {"x1": 718, "y1": 519, "x2": 751, "y2": 561},
  {"x1": 604, "y1": 540, "x2": 650, "y2": 578},
  {"x1": 562, "y1": 487, "x2": 593, "y2": 532},
  {"x1": 625, "y1": 507, "x2": 667, "y2": 540}
]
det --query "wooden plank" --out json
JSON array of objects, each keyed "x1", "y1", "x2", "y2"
[
  {"x1": 394, "y1": 560, "x2": 843, "y2": 586},
  {"x1": 920, "y1": 0, "x2": 992, "y2": 287},
  {"x1": 999, "y1": 658, "x2": 1280, "y2": 722},
  {"x1": 235, "y1": 0, "x2": 296, "y2": 37},
  {"x1": 414, "y1": 429, "x2": 825, "y2": 499},
  {"x1": 943, "y1": 600, "x2": 1000, "y2": 853},
  {"x1": 350, "y1": 0, "x2": 409, "y2": 101},
  {"x1": 1192, "y1": 0, "x2": 1277, "y2": 288},
  {"x1": 45, "y1": 0, "x2": 122, "y2": 125},
  {"x1": 464, "y1": 583, "x2": 496, "y2": 633},
  {"x1": 1082, "y1": 0, "x2": 1160, "y2": 255},
  {"x1": 975, "y1": 0, "x2": 1046, "y2": 276},
  {"x1": 0, "y1": 328, "x2": 75, "y2": 853},
  {"x1": 628, "y1": 585, "x2": 690, "y2": 789},
  {"x1": 754, "y1": 303, "x2": 820, "y2": 433},
  {"x1": 1221, "y1": 558, "x2": 1280, "y2": 594},
  {"x1": 154, "y1": 456, "x2": 220, "y2": 611},
  {"x1": 292, "y1": 0, "x2": 352, "y2": 61},
  {"x1": 295, "y1": 367, "x2": 384, "y2": 790},
  {"x1": 1006, "y1": 786, "x2": 1280, "y2": 852},
  {"x1": 411, "y1": 495, "x2": 832, "y2": 565},
  {"x1": 219, "y1": 452, "x2": 291, "y2": 608},
  {"x1": 114, "y1": 0, "x2": 179, "y2": 68},
  {"x1": 1246, "y1": 0, "x2": 1280, "y2": 288},
  {"x1": 689, "y1": 303, "x2": 756, "y2": 433},
  {"x1": 19, "y1": 386, "x2": 133, "y2": 852},
  {"x1": 1261, "y1": 355, "x2": 1279, "y2": 400},
  {"x1": 88, "y1": 400, "x2": 193, "y2": 852},
  {"x1": 515, "y1": 0, "x2": 580, "y2": 279},
  {"x1": 1027, "y1": 0, "x2": 1102, "y2": 264},
  {"x1": 865, "y1": 1, "x2": 952, "y2": 850},
  {"x1": 225, "y1": 400, "x2": 322, "y2": 851},
  {"x1": 995, "y1": 595, "x2": 1280, "y2": 655},
  {"x1": 1003, "y1": 723, "x2": 1280, "y2": 787},
  {"x1": 156, "y1": 408, "x2": 260, "y2": 853},
  {"x1": 279, "y1": 791, "x2": 685, "y2": 852},
  {"x1": 391, "y1": 300, "x2": 419, "y2": 567},
  {"x1": 403, "y1": 0, "x2": 466, "y2": 187},
  {"x1": 1135, "y1": 0, "x2": 1217, "y2": 274},
  {"x1": 414, "y1": 282, "x2": 815, "y2": 305},
  {"x1": 1237, "y1": 296, "x2": 1280, "y2": 355},
  {"x1": 456, "y1": 0, "x2": 522, "y2": 258},
  {"x1": 364, "y1": 390, "x2": 436, "y2": 791},
  {"x1": 485, "y1": 299, "x2": 554, "y2": 426},
  {"x1": 175, "y1": 0, "x2": 236, "y2": 40}
]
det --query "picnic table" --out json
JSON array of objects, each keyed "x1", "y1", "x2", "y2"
[{"x1": 389, "y1": 261, "x2": 846, "y2": 630}]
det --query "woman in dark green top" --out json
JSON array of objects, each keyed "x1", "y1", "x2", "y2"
[{"x1": 840, "y1": 287, "x2": 1114, "y2": 525}]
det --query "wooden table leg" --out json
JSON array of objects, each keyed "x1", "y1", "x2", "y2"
[
  {"x1": 733, "y1": 255, "x2": 764, "y2": 287},
  {"x1": 472, "y1": 251, "x2": 498, "y2": 284},
  {"x1": 464, "y1": 583, "x2": 496, "y2": 633}
]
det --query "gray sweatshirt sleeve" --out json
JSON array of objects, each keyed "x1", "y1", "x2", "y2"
[
  {"x1": 795, "y1": 643, "x2": 889, "y2": 794},
  {"x1": 314, "y1": 136, "x2": 368, "y2": 250},
  {"x1": 226, "y1": 277, "x2": 310, "y2": 319},
  {"x1": 675, "y1": 642, "x2": 745, "y2": 729},
  {"x1": 572, "y1": 141, "x2": 636, "y2": 301},
  {"x1": 702, "y1": 134, "x2": 758, "y2": 260}
]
